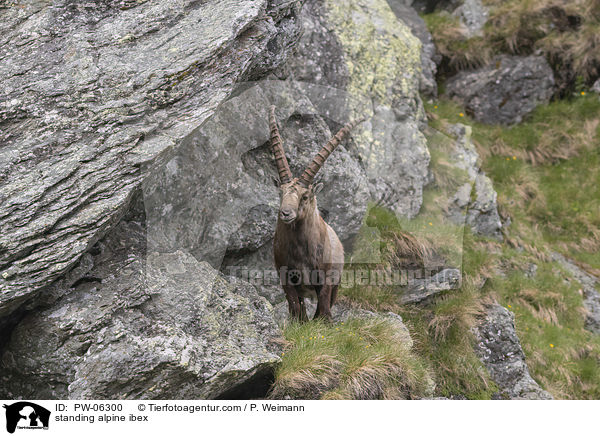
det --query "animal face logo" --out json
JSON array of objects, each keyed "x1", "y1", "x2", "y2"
[{"x1": 3, "y1": 402, "x2": 50, "y2": 434}]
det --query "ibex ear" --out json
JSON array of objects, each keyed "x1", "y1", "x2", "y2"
[{"x1": 311, "y1": 182, "x2": 324, "y2": 196}]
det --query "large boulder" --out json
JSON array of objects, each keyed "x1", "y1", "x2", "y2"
[
  {"x1": 279, "y1": 0, "x2": 431, "y2": 219},
  {"x1": 386, "y1": 0, "x2": 441, "y2": 97},
  {"x1": 0, "y1": 0, "x2": 302, "y2": 325},
  {"x1": 142, "y1": 82, "x2": 370, "y2": 302},
  {"x1": 446, "y1": 55, "x2": 555, "y2": 125},
  {"x1": 0, "y1": 204, "x2": 282, "y2": 399},
  {"x1": 474, "y1": 303, "x2": 553, "y2": 400}
]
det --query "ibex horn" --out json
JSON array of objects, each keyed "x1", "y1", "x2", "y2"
[
  {"x1": 269, "y1": 106, "x2": 292, "y2": 185},
  {"x1": 298, "y1": 117, "x2": 365, "y2": 187}
]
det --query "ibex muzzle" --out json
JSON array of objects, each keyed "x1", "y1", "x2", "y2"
[{"x1": 268, "y1": 106, "x2": 364, "y2": 321}]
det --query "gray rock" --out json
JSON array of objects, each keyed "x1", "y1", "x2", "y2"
[
  {"x1": 467, "y1": 174, "x2": 503, "y2": 237},
  {"x1": 0, "y1": 0, "x2": 302, "y2": 323},
  {"x1": 524, "y1": 263, "x2": 538, "y2": 278},
  {"x1": 592, "y1": 79, "x2": 600, "y2": 94},
  {"x1": 223, "y1": 243, "x2": 285, "y2": 306},
  {"x1": 445, "y1": 123, "x2": 503, "y2": 238},
  {"x1": 279, "y1": 0, "x2": 431, "y2": 219},
  {"x1": 276, "y1": 0, "x2": 350, "y2": 90},
  {"x1": 401, "y1": 268, "x2": 461, "y2": 304},
  {"x1": 474, "y1": 303, "x2": 553, "y2": 400},
  {"x1": 143, "y1": 82, "x2": 370, "y2": 273},
  {"x1": 0, "y1": 213, "x2": 282, "y2": 399},
  {"x1": 225, "y1": 204, "x2": 279, "y2": 256},
  {"x1": 446, "y1": 55, "x2": 555, "y2": 125},
  {"x1": 386, "y1": 0, "x2": 441, "y2": 96},
  {"x1": 551, "y1": 252, "x2": 600, "y2": 334},
  {"x1": 453, "y1": 0, "x2": 489, "y2": 36}
]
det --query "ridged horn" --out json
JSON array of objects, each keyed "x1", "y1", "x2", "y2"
[
  {"x1": 269, "y1": 106, "x2": 292, "y2": 185},
  {"x1": 298, "y1": 117, "x2": 365, "y2": 187}
]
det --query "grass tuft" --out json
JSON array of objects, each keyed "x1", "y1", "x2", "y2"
[
  {"x1": 271, "y1": 318, "x2": 432, "y2": 399},
  {"x1": 424, "y1": 0, "x2": 600, "y2": 92}
]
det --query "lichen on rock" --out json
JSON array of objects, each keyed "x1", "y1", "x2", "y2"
[
  {"x1": 281, "y1": 0, "x2": 431, "y2": 218},
  {"x1": 474, "y1": 303, "x2": 553, "y2": 400}
]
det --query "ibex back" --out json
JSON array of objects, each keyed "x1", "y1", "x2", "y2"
[{"x1": 268, "y1": 106, "x2": 363, "y2": 321}]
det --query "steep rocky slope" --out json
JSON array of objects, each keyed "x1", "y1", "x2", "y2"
[
  {"x1": 1, "y1": 0, "x2": 449, "y2": 399},
  {"x1": 0, "y1": 0, "x2": 301, "y2": 325},
  {"x1": 0, "y1": 0, "x2": 303, "y2": 399},
  {"x1": 2, "y1": 0, "x2": 592, "y2": 400}
]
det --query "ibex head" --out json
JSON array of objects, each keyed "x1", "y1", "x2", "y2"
[
  {"x1": 269, "y1": 106, "x2": 363, "y2": 225},
  {"x1": 277, "y1": 180, "x2": 323, "y2": 224}
]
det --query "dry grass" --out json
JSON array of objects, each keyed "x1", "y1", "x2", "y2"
[
  {"x1": 426, "y1": 0, "x2": 600, "y2": 91},
  {"x1": 427, "y1": 276, "x2": 485, "y2": 342},
  {"x1": 428, "y1": 97, "x2": 599, "y2": 169},
  {"x1": 475, "y1": 121, "x2": 596, "y2": 168},
  {"x1": 503, "y1": 234, "x2": 552, "y2": 263},
  {"x1": 385, "y1": 230, "x2": 434, "y2": 271},
  {"x1": 423, "y1": 13, "x2": 493, "y2": 73},
  {"x1": 479, "y1": 119, "x2": 598, "y2": 165},
  {"x1": 270, "y1": 318, "x2": 432, "y2": 400},
  {"x1": 396, "y1": 271, "x2": 496, "y2": 398},
  {"x1": 515, "y1": 290, "x2": 561, "y2": 326}
]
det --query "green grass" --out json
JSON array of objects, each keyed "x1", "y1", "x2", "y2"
[
  {"x1": 340, "y1": 93, "x2": 600, "y2": 399},
  {"x1": 340, "y1": 206, "x2": 498, "y2": 398},
  {"x1": 488, "y1": 256, "x2": 600, "y2": 398},
  {"x1": 397, "y1": 278, "x2": 497, "y2": 399},
  {"x1": 335, "y1": 124, "x2": 501, "y2": 399},
  {"x1": 427, "y1": 94, "x2": 600, "y2": 269},
  {"x1": 424, "y1": 94, "x2": 600, "y2": 399},
  {"x1": 271, "y1": 92, "x2": 600, "y2": 401},
  {"x1": 271, "y1": 318, "x2": 432, "y2": 399}
]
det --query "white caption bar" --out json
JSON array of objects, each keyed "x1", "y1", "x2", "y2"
[{"x1": 0, "y1": 399, "x2": 597, "y2": 436}]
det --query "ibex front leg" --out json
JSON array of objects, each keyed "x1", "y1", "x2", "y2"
[
  {"x1": 297, "y1": 294, "x2": 309, "y2": 322},
  {"x1": 283, "y1": 284, "x2": 307, "y2": 321}
]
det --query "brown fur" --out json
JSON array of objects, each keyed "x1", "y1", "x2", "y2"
[
  {"x1": 268, "y1": 106, "x2": 360, "y2": 321},
  {"x1": 273, "y1": 180, "x2": 344, "y2": 321}
]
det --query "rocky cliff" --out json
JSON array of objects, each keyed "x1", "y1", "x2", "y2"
[
  {"x1": 0, "y1": 0, "x2": 303, "y2": 398},
  {"x1": 2, "y1": 0, "x2": 591, "y2": 400}
]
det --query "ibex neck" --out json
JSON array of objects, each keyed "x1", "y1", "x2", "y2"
[{"x1": 302, "y1": 203, "x2": 321, "y2": 228}]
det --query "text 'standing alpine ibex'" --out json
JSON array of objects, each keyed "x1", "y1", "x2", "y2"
[{"x1": 268, "y1": 106, "x2": 364, "y2": 321}]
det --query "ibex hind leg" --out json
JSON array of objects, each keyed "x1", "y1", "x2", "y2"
[
  {"x1": 313, "y1": 284, "x2": 333, "y2": 321},
  {"x1": 330, "y1": 284, "x2": 339, "y2": 307}
]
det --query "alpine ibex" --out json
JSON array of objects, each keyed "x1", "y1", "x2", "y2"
[{"x1": 268, "y1": 106, "x2": 363, "y2": 321}]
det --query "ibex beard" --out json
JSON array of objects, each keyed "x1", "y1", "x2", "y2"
[{"x1": 268, "y1": 106, "x2": 364, "y2": 321}]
